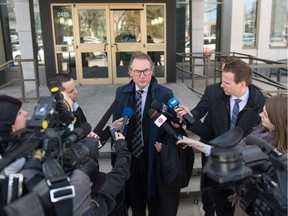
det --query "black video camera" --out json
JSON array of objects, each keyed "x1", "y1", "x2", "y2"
[
  {"x1": 0, "y1": 88, "x2": 99, "y2": 177},
  {"x1": 204, "y1": 128, "x2": 287, "y2": 216}
]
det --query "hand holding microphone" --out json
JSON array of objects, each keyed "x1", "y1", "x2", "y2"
[
  {"x1": 148, "y1": 108, "x2": 183, "y2": 141},
  {"x1": 119, "y1": 107, "x2": 133, "y2": 133},
  {"x1": 150, "y1": 101, "x2": 182, "y2": 125},
  {"x1": 164, "y1": 93, "x2": 195, "y2": 126}
]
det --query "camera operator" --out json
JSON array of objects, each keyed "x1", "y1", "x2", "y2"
[
  {"x1": 0, "y1": 94, "x2": 132, "y2": 216},
  {"x1": 0, "y1": 95, "x2": 28, "y2": 175}
]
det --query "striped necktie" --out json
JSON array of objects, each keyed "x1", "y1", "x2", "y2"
[
  {"x1": 132, "y1": 90, "x2": 144, "y2": 158},
  {"x1": 231, "y1": 99, "x2": 241, "y2": 128}
]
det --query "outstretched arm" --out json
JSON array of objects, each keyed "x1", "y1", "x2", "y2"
[{"x1": 176, "y1": 136, "x2": 212, "y2": 156}]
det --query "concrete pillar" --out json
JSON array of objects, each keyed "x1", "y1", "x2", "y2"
[
  {"x1": 14, "y1": 0, "x2": 36, "y2": 93},
  {"x1": 191, "y1": 0, "x2": 204, "y2": 54}
]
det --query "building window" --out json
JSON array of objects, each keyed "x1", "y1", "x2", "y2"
[
  {"x1": 243, "y1": 0, "x2": 258, "y2": 48},
  {"x1": 270, "y1": 0, "x2": 287, "y2": 47}
]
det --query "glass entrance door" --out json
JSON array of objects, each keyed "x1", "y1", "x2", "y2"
[
  {"x1": 52, "y1": 3, "x2": 166, "y2": 85},
  {"x1": 109, "y1": 4, "x2": 144, "y2": 84},
  {"x1": 74, "y1": 5, "x2": 111, "y2": 84}
]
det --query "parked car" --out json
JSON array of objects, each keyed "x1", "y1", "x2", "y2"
[
  {"x1": 242, "y1": 33, "x2": 255, "y2": 46},
  {"x1": 185, "y1": 36, "x2": 216, "y2": 54},
  {"x1": 12, "y1": 42, "x2": 44, "y2": 64}
]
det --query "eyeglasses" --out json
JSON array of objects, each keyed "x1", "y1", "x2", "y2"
[{"x1": 130, "y1": 68, "x2": 152, "y2": 76}]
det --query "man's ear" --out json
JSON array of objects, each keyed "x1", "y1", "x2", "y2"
[{"x1": 240, "y1": 81, "x2": 247, "y2": 88}]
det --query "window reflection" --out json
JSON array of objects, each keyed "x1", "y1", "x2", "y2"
[
  {"x1": 114, "y1": 10, "x2": 140, "y2": 43},
  {"x1": 82, "y1": 52, "x2": 108, "y2": 79},
  {"x1": 56, "y1": 52, "x2": 76, "y2": 79},
  {"x1": 269, "y1": 0, "x2": 287, "y2": 47},
  {"x1": 147, "y1": 5, "x2": 164, "y2": 43},
  {"x1": 148, "y1": 51, "x2": 164, "y2": 78},
  {"x1": 243, "y1": 0, "x2": 257, "y2": 47},
  {"x1": 53, "y1": 6, "x2": 73, "y2": 45},
  {"x1": 78, "y1": 9, "x2": 107, "y2": 44}
]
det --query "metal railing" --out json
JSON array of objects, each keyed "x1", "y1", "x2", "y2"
[
  {"x1": 0, "y1": 59, "x2": 40, "y2": 101},
  {"x1": 176, "y1": 52, "x2": 287, "y2": 97}
]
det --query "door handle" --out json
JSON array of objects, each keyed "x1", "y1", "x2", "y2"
[
  {"x1": 104, "y1": 43, "x2": 108, "y2": 52},
  {"x1": 113, "y1": 43, "x2": 118, "y2": 51}
]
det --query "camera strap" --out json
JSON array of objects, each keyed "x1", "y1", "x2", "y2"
[
  {"x1": 42, "y1": 160, "x2": 75, "y2": 216},
  {"x1": 0, "y1": 173, "x2": 23, "y2": 206}
]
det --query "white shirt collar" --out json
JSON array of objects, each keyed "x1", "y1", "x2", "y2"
[
  {"x1": 231, "y1": 88, "x2": 249, "y2": 103},
  {"x1": 135, "y1": 84, "x2": 149, "y2": 93}
]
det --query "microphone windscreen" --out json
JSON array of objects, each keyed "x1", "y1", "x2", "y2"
[
  {"x1": 163, "y1": 93, "x2": 180, "y2": 108},
  {"x1": 122, "y1": 107, "x2": 133, "y2": 118},
  {"x1": 93, "y1": 100, "x2": 119, "y2": 135}
]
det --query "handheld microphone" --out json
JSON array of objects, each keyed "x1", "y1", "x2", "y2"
[
  {"x1": 119, "y1": 107, "x2": 133, "y2": 133},
  {"x1": 148, "y1": 108, "x2": 183, "y2": 141},
  {"x1": 93, "y1": 100, "x2": 119, "y2": 135},
  {"x1": 163, "y1": 93, "x2": 195, "y2": 125},
  {"x1": 151, "y1": 101, "x2": 182, "y2": 125}
]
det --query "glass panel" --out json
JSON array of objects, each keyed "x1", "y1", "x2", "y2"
[
  {"x1": 78, "y1": 9, "x2": 107, "y2": 44},
  {"x1": 116, "y1": 52, "x2": 133, "y2": 77},
  {"x1": 82, "y1": 52, "x2": 108, "y2": 79},
  {"x1": 148, "y1": 51, "x2": 165, "y2": 78},
  {"x1": 243, "y1": 0, "x2": 257, "y2": 47},
  {"x1": 269, "y1": 0, "x2": 288, "y2": 47},
  {"x1": 53, "y1": 6, "x2": 74, "y2": 45},
  {"x1": 113, "y1": 10, "x2": 141, "y2": 43},
  {"x1": 147, "y1": 5, "x2": 164, "y2": 43},
  {"x1": 204, "y1": 4, "x2": 217, "y2": 54},
  {"x1": 0, "y1": 2, "x2": 18, "y2": 65},
  {"x1": 34, "y1": 0, "x2": 44, "y2": 64},
  {"x1": 114, "y1": 10, "x2": 140, "y2": 43},
  {"x1": 56, "y1": 52, "x2": 76, "y2": 79}
]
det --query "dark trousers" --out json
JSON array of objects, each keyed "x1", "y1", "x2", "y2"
[
  {"x1": 201, "y1": 153, "x2": 215, "y2": 216},
  {"x1": 201, "y1": 153, "x2": 234, "y2": 216},
  {"x1": 126, "y1": 155, "x2": 160, "y2": 216},
  {"x1": 157, "y1": 178, "x2": 180, "y2": 216},
  {"x1": 156, "y1": 156, "x2": 180, "y2": 216}
]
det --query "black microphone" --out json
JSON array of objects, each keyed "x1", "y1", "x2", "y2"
[
  {"x1": 93, "y1": 100, "x2": 119, "y2": 135},
  {"x1": 151, "y1": 101, "x2": 182, "y2": 125},
  {"x1": 163, "y1": 93, "x2": 195, "y2": 125},
  {"x1": 119, "y1": 107, "x2": 133, "y2": 133},
  {"x1": 148, "y1": 108, "x2": 183, "y2": 140}
]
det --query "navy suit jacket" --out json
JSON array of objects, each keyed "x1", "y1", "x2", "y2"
[{"x1": 113, "y1": 76, "x2": 174, "y2": 198}]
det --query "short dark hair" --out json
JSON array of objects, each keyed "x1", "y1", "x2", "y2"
[
  {"x1": 222, "y1": 57, "x2": 252, "y2": 85},
  {"x1": 47, "y1": 74, "x2": 72, "y2": 91}
]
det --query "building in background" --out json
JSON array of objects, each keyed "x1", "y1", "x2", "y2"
[{"x1": 0, "y1": 0, "x2": 287, "y2": 86}]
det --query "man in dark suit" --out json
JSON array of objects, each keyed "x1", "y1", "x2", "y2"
[
  {"x1": 176, "y1": 57, "x2": 266, "y2": 216},
  {"x1": 112, "y1": 52, "x2": 174, "y2": 216}
]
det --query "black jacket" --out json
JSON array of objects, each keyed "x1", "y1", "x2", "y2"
[
  {"x1": 188, "y1": 84, "x2": 266, "y2": 141},
  {"x1": 91, "y1": 139, "x2": 132, "y2": 215},
  {"x1": 74, "y1": 106, "x2": 92, "y2": 137}
]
